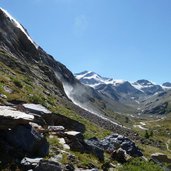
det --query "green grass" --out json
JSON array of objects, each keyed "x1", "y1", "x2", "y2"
[
  {"x1": 71, "y1": 151, "x2": 101, "y2": 169},
  {"x1": 12, "y1": 78, "x2": 23, "y2": 88},
  {"x1": 51, "y1": 105, "x2": 111, "y2": 139},
  {"x1": 168, "y1": 140, "x2": 171, "y2": 150},
  {"x1": 1, "y1": 51, "x2": 170, "y2": 169},
  {"x1": 47, "y1": 136, "x2": 63, "y2": 149},
  {"x1": 118, "y1": 158, "x2": 163, "y2": 171},
  {"x1": 132, "y1": 115, "x2": 171, "y2": 159}
]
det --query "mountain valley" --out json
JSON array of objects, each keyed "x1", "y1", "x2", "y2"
[
  {"x1": 75, "y1": 71, "x2": 171, "y2": 116},
  {"x1": 0, "y1": 8, "x2": 171, "y2": 171}
]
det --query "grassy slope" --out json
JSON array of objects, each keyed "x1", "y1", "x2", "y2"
[
  {"x1": 0, "y1": 50, "x2": 169, "y2": 170},
  {"x1": 0, "y1": 54, "x2": 112, "y2": 168}
]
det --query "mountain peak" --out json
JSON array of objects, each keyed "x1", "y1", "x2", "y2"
[
  {"x1": 75, "y1": 71, "x2": 127, "y2": 89},
  {"x1": 0, "y1": 8, "x2": 38, "y2": 49},
  {"x1": 76, "y1": 71, "x2": 165, "y2": 97},
  {"x1": 135, "y1": 79, "x2": 154, "y2": 86},
  {"x1": 162, "y1": 82, "x2": 171, "y2": 89}
]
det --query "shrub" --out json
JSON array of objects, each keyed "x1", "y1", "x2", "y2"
[
  {"x1": 13, "y1": 79, "x2": 23, "y2": 88},
  {"x1": 144, "y1": 130, "x2": 150, "y2": 139}
]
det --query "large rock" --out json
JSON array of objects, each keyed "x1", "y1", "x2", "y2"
[
  {"x1": 20, "y1": 157, "x2": 43, "y2": 170},
  {"x1": 22, "y1": 103, "x2": 52, "y2": 115},
  {"x1": 61, "y1": 131, "x2": 104, "y2": 161},
  {"x1": 86, "y1": 141, "x2": 104, "y2": 162},
  {"x1": 64, "y1": 131, "x2": 85, "y2": 152},
  {"x1": 86, "y1": 134, "x2": 143, "y2": 157},
  {"x1": 0, "y1": 124, "x2": 49, "y2": 157},
  {"x1": 43, "y1": 113, "x2": 86, "y2": 133},
  {"x1": 111, "y1": 148, "x2": 130, "y2": 163},
  {"x1": 0, "y1": 106, "x2": 34, "y2": 129},
  {"x1": 48, "y1": 126, "x2": 65, "y2": 132},
  {"x1": 151, "y1": 153, "x2": 171, "y2": 169},
  {"x1": 34, "y1": 160, "x2": 62, "y2": 171}
]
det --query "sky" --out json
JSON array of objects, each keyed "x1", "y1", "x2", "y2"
[{"x1": 1, "y1": 0, "x2": 171, "y2": 84}]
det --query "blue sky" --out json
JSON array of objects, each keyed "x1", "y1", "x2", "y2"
[{"x1": 1, "y1": 0, "x2": 171, "y2": 84}]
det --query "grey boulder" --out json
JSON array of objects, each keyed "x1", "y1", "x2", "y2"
[
  {"x1": 1, "y1": 124, "x2": 49, "y2": 157},
  {"x1": 34, "y1": 160, "x2": 62, "y2": 171}
]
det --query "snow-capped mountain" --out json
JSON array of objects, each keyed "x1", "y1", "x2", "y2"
[
  {"x1": 132, "y1": 80, "x2": 163, "y2": 95},
  {"x1": 75, "y1": 71, "x2": 168, "y2": 104},
  {"x1": 162, "y1": 82, "x2": 171, "y2": 89},
  {"x1": 75, "y1": 71, "x2": 127, "y2": 88}
]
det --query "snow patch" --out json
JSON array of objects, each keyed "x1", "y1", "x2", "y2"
[
  {"x1": 161, "y1": 85, "x2": 171, "y2": 90},
  {"x1": 133, "y1": 125, "x2": 148, "y2": 130},
  {"x1": 75, "y1": 71, "x2": 92, "y2": 80}
]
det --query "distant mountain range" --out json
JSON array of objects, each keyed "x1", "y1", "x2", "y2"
[{"x1": 75, "y1": 71, "x2": 171, "y2": 115}]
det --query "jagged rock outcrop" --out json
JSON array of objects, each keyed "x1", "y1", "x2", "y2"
[
  {"x1": 0, "y1": 125, "x2": 49, "y2": 157},
  {"x1": 111, "y1": 148, "x2": 130, "y2": 163},
  {"x1": 0, "y1": 105, "x2": 49, "y2": 169},
  {"x1": 34, "y1": 160, "x2": 62, "y2": 171},
  {"x1": 0, "y1": 106, "x2": 34, "y2": 129},
  {"x1": 86, "y1": 133, "x2": 143, "y2": 158},
  {"x1": 21, "y1": 157, "x2": 43, "y2": 170}
]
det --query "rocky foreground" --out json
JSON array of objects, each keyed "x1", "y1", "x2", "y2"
[
  {"x1": 0, "y1": 102, "x2": 141, "y2": 170},
  {"x1": 0, "y1": 102, "x2": 170, "y2": 171}
]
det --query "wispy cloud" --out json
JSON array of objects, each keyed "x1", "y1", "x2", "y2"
[{"x1": 73, "y1": 15, "x2": 88, "y2": 36}]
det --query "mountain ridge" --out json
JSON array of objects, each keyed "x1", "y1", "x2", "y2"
[
  {"x1": 75, "y1": 71, "x2": 171, "y2": 90},
  {"x1": 75, "y1": 71, "x2": 171, "y2": 115}
]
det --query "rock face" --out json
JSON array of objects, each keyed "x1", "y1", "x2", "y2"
[
  {"x1": 64, "y1": 131, "x2": 85, "y2": 152},
  {"x1": 0, "y1": 104, "x2": 50, "y2": 169},
  {"x1": 0, "y1": 124, "x2": 49, "y2": 157},
  {"x1": 143, "y1": 102, "x2": 168, "y2": 115},
  {"x1": 151, "y1": 153, "x2": 171, "y2": 170},
  {"x1": 86, "y1": 134, "x2": 143, "y2": 158},
  {"x1": 133, "y1": 80, "x2": 163, "y2": 96},
  {"x1": 111, "y1": 148, "x2": 129, "y2": 163},
  {"x1": 0, "y1": 106, "x2": 34, "y2": 129},
  {"x1": 63, "y1": 131, "x2": 104, "y2": 161},
  {"x1": 21, "y1": 157, "x2": 43, "y2": 170},
  {"x1": 34, "y1": 160, "x2": 62, "y2": 171},
  {"x1": 43, "y1": 113, "x2": 86, "y2": 133},
  {"x1": 162, "y1": 82, "x2": 171, "y2": 88},
  {"x1": 23, "y1": 103, "x2": 52, "y2": 115}
]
